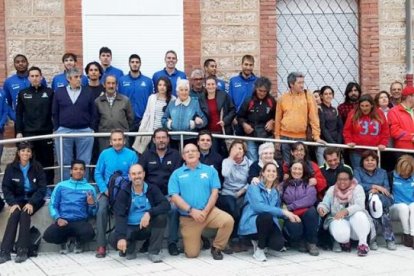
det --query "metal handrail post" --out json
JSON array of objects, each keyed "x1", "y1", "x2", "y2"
[
  {"x1": 180, "y1": 134, "x2": 184, "y2": 152},
  {"x1": 59, "y1": 135, "x2": 64, "y2": 182}
]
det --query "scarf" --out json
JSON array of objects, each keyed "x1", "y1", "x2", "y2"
[{"x1": 333, "y1": 178, "x2": 357, "y2": 204}]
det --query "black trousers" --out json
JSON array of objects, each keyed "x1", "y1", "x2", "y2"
[
  {"x1": 246, "y1": 213, "x2": 285, "y2": 251},
  {"x1": 1, "y1": 204, "x2": 40, "y2": 252},
  {"x1": 24, "y1": 132, "x2": 55, "y2": 185},
  {"x1": 109, "y1": 214, "x2": 167, "y2": 255},
  {"x1": 284, "y1": 207, "x2": 319, "y2": 244},
  {"x1": 43, "y1": 220, "x2": 95, "y2": 244}
]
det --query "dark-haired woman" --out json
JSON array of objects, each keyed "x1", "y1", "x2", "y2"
[
  {"x1": 317, "y1": 170, "x2": 375, "y2": 257},
  {"x1": 133, "y1": 77, "x2": 175, "y2": 153},
  {"x1": 317, "y1": 86, "x2": 343, "y2": 166},
  {"x1": 238, "y1": 77, "x2": 276, "y2": 162},
  {"x1": 203, "y1": 76, "x2": 236, "y2": 156},
  {"x1": 354, "y1": 150, "x2": 396, "y2": 251},
  {"x1": 0, "y1": 142, "x2": 47, "y2": 264},
  {"x1": 239, "y1": 163, "x2": 300, "y2": 262},
  {"x1": 343, "y1": 94, "x2": 390, "y2": 168},
  {"x1": 282, "y1": 160, "x2": 319, "y2": 256}
]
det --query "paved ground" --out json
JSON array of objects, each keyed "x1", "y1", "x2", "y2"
[{"x1": 1, "y1": 244, "x2": 414, "y2": 276}]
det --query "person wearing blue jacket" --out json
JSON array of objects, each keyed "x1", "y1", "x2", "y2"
[
  {"x1": 354, "y1": 150, "x2": 396, "y2": 250},
  {"x1": 3, "y1": 54, "x2": 47, "y2": 120},
  {"x1": 390, "y1": 154, "x2": 414, "y2": 248},
  {"x1": 43, "y1": 160, "x2": 97, "y2": 254},
  {"x1": 51, "y1": 53, "x2": 88, "y2": 92},
  {"x1": 0, "y1": 88, "x2": 9, "y2": 167},
  {"x1": 228, "y1": 55, "x2": 257, "y2": 113},
  {"x1": 118, "y1": 54, "x2": 154, "y2": 142},
  {"x1": 162, "y1": 79, "x2": 207, "y2": 149},
  {"x1": 99, "y1": 47, "x2": 124, "y2": 83},
  {"x1": 152, "y1": 50, "x2": 186, "y2": 96},
  {"x1": 94, "y1": 129, "x2": 138, "y2": 258},
  {"x1": 239, "y1": 163, "x2": 300, "y2": 262}
]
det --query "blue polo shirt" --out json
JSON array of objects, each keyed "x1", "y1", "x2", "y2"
[
  {"x1": 51, "y1": 73, "x2": 88, "y2": 92},
  {"x1": 168, "y1": 162, "x2": 220, "y2": 215},
  {"x1": 152, "y1": 68, "x2": 187, "y2": 96},
  {"x1": 101, "y1": 65, "x2": 124, "y2": 83},
  {"x1": 3, "y1": 73, "x2": 47, "y2": 118},
  {"x1": 228, "y1": 73, "x2": 257, "y2": 112},
  {"x1": 128, "y1": 183, "x2": 151, "y2": 225},
  {"x1": 118, "y1": 72, "x2": 154, "y2": 122}
]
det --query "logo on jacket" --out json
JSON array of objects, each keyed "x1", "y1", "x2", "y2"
[
  {"x1": 122, "y1": 81, "x2": 131, "y2": 87},
  {"x1": 141, "y1": 81, "x2": 147, "y2": 87},
  {"x1": 167, "y1": 161, "x2": 172, "y2": 165},
  {"x1": 42, "y1": 92, "x2": 48, "y2": 98}
]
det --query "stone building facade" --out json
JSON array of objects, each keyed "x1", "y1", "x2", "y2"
[{"x1": 0, "y1": 0, "x2": 411, "y2": 94}]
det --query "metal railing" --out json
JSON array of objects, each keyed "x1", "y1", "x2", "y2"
[{"x1": 1, "y1": 131, "x2": 414, "y2": 185}]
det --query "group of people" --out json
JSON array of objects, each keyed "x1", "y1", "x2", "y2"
[{"x1": 0, "y1": 48, "x2": 414, "y2": 264}]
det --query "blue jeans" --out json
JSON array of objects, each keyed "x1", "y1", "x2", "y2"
[
  {"x1": 55, "y1": 127, "x2": 94, "y2": 180},
  {"x1": 349, "y1": 151, "x2": 362, "y2": 169},
  {"x1": 280, "y1": 136, "x2": 306, "y2": 164},
  {"x1": 246, "y1": 141, "x2": 260, "y2": 162},
  {"x1": 167, "y1": 196, "x2": 180, "y2": 245}
]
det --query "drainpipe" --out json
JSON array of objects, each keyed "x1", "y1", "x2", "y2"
[{"x1": 406, "y1": 0, "x2": 413, "y2": 86}]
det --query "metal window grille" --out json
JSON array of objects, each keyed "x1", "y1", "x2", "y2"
[{"x1": 276, "y1": 0, "x2": 359, "y2": 105}]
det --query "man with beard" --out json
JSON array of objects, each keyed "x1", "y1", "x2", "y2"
[
  {"x1": 139, "y1": 128, "x2": 182, "y2": 255},
  {"x1": 94, "y1": 129, "x2": 138, "y2": 258},
  {"x1": 229, "y1": 55, "x2": 257, "y2": 113},
  {"x1": 152, "y1": 50, "x2": 187, "y2": 96},
  {"x1": 3, "y1": 54, "x2": 47, "y2": 120},
  {"x1": 118, "y1": 54, "x2": 153, "y2": 144},
  {"x1": 337, "y1": 82, "x2": 361, "y2": 123},
  {"x1": 85, "y1": 61, "x2": 105, "y2": 99},
  {"x1": 95, "y1": 75, "x2": 134, "y2": 150}
]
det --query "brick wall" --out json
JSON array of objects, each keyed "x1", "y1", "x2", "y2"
[
  {"x1": 0, "y1": 0, "x2": 6, "y2": 86},
  {"x1": 183, "y1": 0, "x2": 201, "y2": 74},
  {"x1": 65, "y1": 0, "x2": 83, "y2": 70},
  {"x1": 359, "y1": 0, "x2": 380, "y2": 96},
  {"x1": 378, "y1": 0, "x2": 406, "y2": 91},
  {"x1": 4, "y1": 0, "x2": 65, "y2": 83},
  {"x1": 200, "y1": 0, "x2": 261, "y2": 81}
]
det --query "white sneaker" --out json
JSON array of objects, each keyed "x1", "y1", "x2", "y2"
[
  {"x1": 251, "y1": 240, "x2": 258, "y2": 253},
  {"x1": 253, "y1": 247, "x2": 267, "y2": 262}
]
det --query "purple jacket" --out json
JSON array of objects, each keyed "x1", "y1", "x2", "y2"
[{"x1": 282, "y1": 179, "x2": 317, "y2": 211}]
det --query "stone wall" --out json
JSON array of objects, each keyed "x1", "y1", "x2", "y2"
[
  {"x1": 378, "y1": 0, "x2": 407, "y2": 91},
  {"x1": 200, "y1": 0, "x2": 261, "y2": 81},
  {"x1": 4, "y1": 0, "x2": 65, "y2": 83}
]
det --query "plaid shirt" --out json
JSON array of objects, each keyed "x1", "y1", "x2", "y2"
[{"x1": 337, "y1": 102, "x2": 357, "y2": 123}]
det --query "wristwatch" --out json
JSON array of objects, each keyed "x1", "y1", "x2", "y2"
[{"x1": 187, "y1": 206, "x2": 192, "y2": 213}]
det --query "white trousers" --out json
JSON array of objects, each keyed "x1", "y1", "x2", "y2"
[
  {"x1": 329, "y1": 211, "x2": 370, "y2": 245},
  {"x1": 390, "y1": 203, "x2": 414, "y2": 236}
]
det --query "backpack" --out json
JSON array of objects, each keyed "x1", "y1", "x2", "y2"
[{"x1": 107, "y1": 170, "x2": 130, "y2": 210}]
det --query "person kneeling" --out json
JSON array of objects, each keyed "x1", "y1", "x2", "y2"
[
  {"x1": 43, "y1": 160, "x2": 97, "y2": 254},
  {"x1": 239, "y1": 163, "x2": 300, "y2": 262},
  {"x1": 317, "y1": 170, "x2": 376, "y2": 257},
  {"x1": 109, "y1": 164, "x2": 170, "y2": 263}
]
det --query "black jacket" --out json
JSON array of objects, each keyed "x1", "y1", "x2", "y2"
[
  {"x1": 238, "y1": 95, "x2": 276, "y2": 138},
  {"x1": 16, "y1": 85, "x2": 54, "y2": 134},
  {"x1": 201, "y1": 90, "x2": 236, "y2": 135},
  {"x1": 2, "y1": 160, "x2": 47, "y2": 209},
  {"x1": 139, "y1": 147, "x2": 182, "y2": 195},
  {"x1": 319, "y1": 103, "x2": 343, "y2": 143},
  {"x1": 113, "y1": 182, "x2": 170, "y2": 240},
  {"x1": 0, "y1": 195, "x2": 4, "y2": 212}
]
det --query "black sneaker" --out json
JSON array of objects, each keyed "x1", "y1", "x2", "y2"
[
  {"x1": 74, "y1": 241, "x2": 83, "y2": 254},
  {"x1": 168, "y1": 243, "x2": 180, "y2": 256},
  {"x1": 0, "y1": 250, "x2": 11, "y2": 264},
  {"x1": 139, "y1": 239, "x2": 149, "y2": 253},
  {"x1": 211, "y1": 247, "x2": 223, "y2": 260},
  {"x1": 15, "y1": 248, "x2": 28, "y2": 263},
  {"x1": 201, "y1": 236, "x2": 211, "y2": 250}
]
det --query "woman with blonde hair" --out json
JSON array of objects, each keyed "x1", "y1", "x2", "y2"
[{"x1": 390, "y1": 155, "x2": 414, "y2": 248}]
